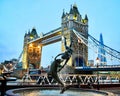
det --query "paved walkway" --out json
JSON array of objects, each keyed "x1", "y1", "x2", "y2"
[{"x1": 101, "y1": 87, "x2": 120, "y2": 96}]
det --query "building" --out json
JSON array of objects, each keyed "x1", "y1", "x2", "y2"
[{"x1": 98, "y1": 33, "x2": 107, "y2": 65}]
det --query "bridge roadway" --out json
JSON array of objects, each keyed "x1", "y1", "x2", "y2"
[
  {"x1": 28, "y1": 27, "x2": 62, "y2": 46},
  {"x1": 75, "y1": 65, "x2": 120, "y2": 71}
]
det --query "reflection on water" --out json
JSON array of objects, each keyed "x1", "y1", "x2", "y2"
[{"x1": 17, "y1": 89, "x2": 106, "y2": 96}]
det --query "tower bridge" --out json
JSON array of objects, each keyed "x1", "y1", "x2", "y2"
[
  {"x1": 28, "y1": 27, "x2": 62, "y2": 46},
  {"x1": 21, "y1": 4, "x2": 120, "y2": 73}
]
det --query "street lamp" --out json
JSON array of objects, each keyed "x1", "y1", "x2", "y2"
[{"x1": 96, "y1": 57, "x2": 100, "y2": 90}]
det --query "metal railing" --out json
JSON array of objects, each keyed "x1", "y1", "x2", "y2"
[
  {"x1": 28, "y1": 74, "x2": 120, "y2": 85},
  {"x1": 6, "y1": 74, "x2": 120, "y2": 85}
]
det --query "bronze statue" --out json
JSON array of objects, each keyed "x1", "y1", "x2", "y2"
[
  {"x1": 55, "y1": 36, "x2": 73, "y2": 72},
  {"x1": 49, "y1": 36, "x2": 73, "y2": 93},
  {"x1": 49, "y1": 59, "x2": 64, "y2": 86}
]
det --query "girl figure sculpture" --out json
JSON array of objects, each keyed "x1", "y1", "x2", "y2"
[
  {"x1": 49, "y1": 36, "x2": 73, "y2": 93},
  {"x1": 55, "y1": 36, "x2": 73, "y2": 72}
]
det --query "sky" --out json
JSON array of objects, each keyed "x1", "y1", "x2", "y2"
[{"x1": 0, "y1": 0, "x2": 120, "y2": 67}]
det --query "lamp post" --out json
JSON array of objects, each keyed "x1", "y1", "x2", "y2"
[{"x1": 96, "y1": 57, "x2": 100, "y2": 90}]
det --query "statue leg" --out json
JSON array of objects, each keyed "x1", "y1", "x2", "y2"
[
  {"x1": 60, "y1": 85, "x2": 71, "y2": 94},
  {"x1": 52, "y1": 73, "x2": 64, "y2": 87},
  {"x1": 51, "y1": 72, "x2": 64, "y2": 87}
]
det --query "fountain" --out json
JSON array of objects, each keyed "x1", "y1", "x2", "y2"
[{"x1": 6, "y1": 87, "x2": 113, "y2": 96}]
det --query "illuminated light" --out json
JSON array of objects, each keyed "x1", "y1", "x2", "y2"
[
  {"x1": 78, "y1": 38, "x2": 82, "y2": 43},
  {"x1": 81, "y1": 19, "x2": 87, "y2": 24},
  {"x1": 84, "y1": 19, "x2": 87, "y2": 23},
  {"x1": 30, "y1": 34, "x2": 34, "y2": 39},
  {"x1": 29, "y1": 43, "x2": 33, "y2": 47},
  {"x1": 57, "y1": 31, "x2": 61, "y2": 35},
  {"x1": 96, "y1": 57, "x2": 100, "y2": 64},
  {"x1": 9, "y1": 63, "x2": 13, "y2": 67},
  {"x1": 81, "y1": 19, "x2": 86, "y2": 24},
  {"x1": 30, "y1": 36, "x2": 33, "y2": 39},
  {"x1": 73, "y1": 15, "x2": 77, "y2": 20},
  {"x1": 37, "y1": 45, "x2": 41, "y2": 48},
  {"x1": 78, "y1": 38, "x2": 84, "y2": 43}
]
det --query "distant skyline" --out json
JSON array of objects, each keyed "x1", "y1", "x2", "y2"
[{"x1": 0, "y1": 0, "x2": 120, "y2": 67}]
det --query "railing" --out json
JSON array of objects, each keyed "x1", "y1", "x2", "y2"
[
  {"x1": 97, "y1": 65, "x2": 120, "y2": 68},
  {"x1": 27, "y1": 74, "x2": 120, "y2": 85},
  {"x1": 6, "y1": 74, "x2": 120, "y2": 86},
  {"x1": 75, "y1": 65, "x2": 120, "y2": 70}
]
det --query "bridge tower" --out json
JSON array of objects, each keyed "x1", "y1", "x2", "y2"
[
  {"x1": 22, "y1": 28, "x2": 42, "y2": 69},
  {"x1": 61, "y1": 4, "x2": 88, "y2": 68}
]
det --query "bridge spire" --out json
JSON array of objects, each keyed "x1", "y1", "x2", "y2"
[
  {"x1": 61, "y1": 9, "x2": 65, "y2": 18},
  {"x1": 69, "y1": 5, "x2": 73, "y2": 14},
  {"x1": 85, "y1": 14, "x2": 88, "y2": 21}
]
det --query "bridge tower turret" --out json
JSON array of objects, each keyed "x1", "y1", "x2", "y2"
[
  {"x1": 61, "y1": 4, "x2": 88, "y2": 70},
  {"x1": 22, "y1": 28, "x2": 41, "y2": 69}
]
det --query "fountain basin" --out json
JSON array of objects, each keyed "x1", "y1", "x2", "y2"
[{"x1": 6, "y1": 87, "x2": 114, "y2": 96}]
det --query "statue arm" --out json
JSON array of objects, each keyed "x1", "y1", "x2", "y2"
[
  {"x1": 57, "y1": 58, "x2": 69, "y2": 72},
  {"x1": 63, "y1": 36, "x2": 73, "y2": 50},
  {"x1": 55, "y1": 53, "x2": 64, "y2": 60}
]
